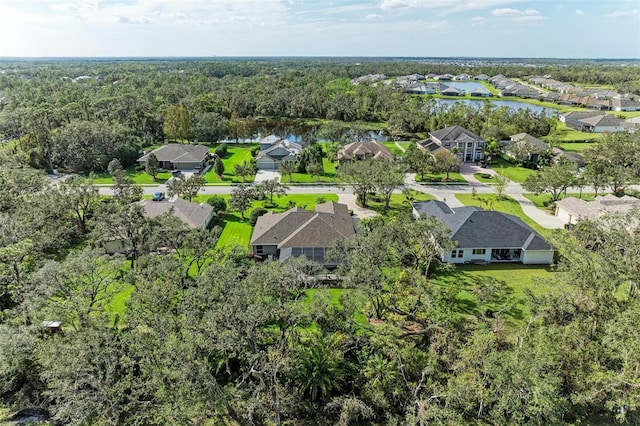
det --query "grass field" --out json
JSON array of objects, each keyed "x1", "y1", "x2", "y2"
[
  {"x1": 455, "y1": 193, "x2": 551, "y2": 238},
  {"x1": 432, "y1": 263, "x2": 560, "y2": 324},
  {"x1": 416, "y1": 172, "x2": 467, "y2": 183},
  {"x1": 490, "y1": 157, "x2": 536, "y2": 183},
  {"x1": 551, "y1": 122, "x2": 604, "y2": 143},
  {"x1": 281, "y1": 157, "x2": 339, "y2": 183},
  {"x1": 203, "y1": 144, "x2": 257, "y2": 183},
  {"x1": 559, "y1": 142, "x2": 597, "y2": 152},
  {"x1": 473, "y1": 172, "x2": 496, "y2": 183},
  {"x1": 367, "y1": 191, "x2": 435, "y2": 215},
  {"x1": 93, "y1": 167, "x2": 172, "y2": 184},
  {"x1": 523, "y1": 192, "x2": 596, "y2": 210}
]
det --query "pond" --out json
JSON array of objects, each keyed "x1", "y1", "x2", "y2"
[
  {"x1": 434, "y1": 98, "x2": 557, "y2": 115},
  {"x1": 439, "y1": 81, "x2": 487, "y2": 92}
]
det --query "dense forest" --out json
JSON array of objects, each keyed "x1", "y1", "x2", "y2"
[
  {"x1": 1, "y1": 59, "x2": 640, "y2": 424},
  {"x1": 3, "y1": 58, "x2": 637, "y2": 172}
]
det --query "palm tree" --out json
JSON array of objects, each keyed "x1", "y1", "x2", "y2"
[{"x1": 280, "y1": 161, "x2": 296, "y2": 183}]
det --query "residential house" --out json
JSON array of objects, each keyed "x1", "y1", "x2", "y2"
[
  {"x1": 474, "y1": 74, "x2": 489, "y2": 80},
  {"x1": 137, "y1": 144, "x2": 210, "y2": 171},
  {"x1": 453, "y1": 73, "x2": 471, "y2": 81},
  {"x1": 337, "y1": 140, "x2": 394, "y2": 162},
  {"x1": 469, "y1": 86, "x2": 492, "y2": 97},
  {"x1": 412, "y1": 200, "x2": 554, "y2": 265},
  {"x1": 405, "y1": 83, "x2": 436, "y2": 95},
  {"x1": 611, "y1": 98, "x2": 640, "y2": 112},
  {"x1": 506, "y1": 133, "x2": 560, "y2": 165},
  {"x1": 559, "y1": 111, "x2": 604, "y2": 131},
  {"x1": 250, "y1": 201, "x2": 356, "y2": 266},
  {"x1": 440, "y1": 86, "x2": 463, "y2": 96},
  {"x1": 555, "y1": 194, "x2": 640, "y2": 226},
  {"x1": 579, "y1": 114, "x2": 625, "y2": 133},
  {"x1": 426, "y1": 125, "x2": 485, "y2": 163},
  {"x1": 435, "y1": 74, "x2": 454, "y2": 81},
  {"x1": 256, "y1": 137, "x2": 302, "y2": 170},
  {"x1": 553, "y1": 151, "x2": 585, "y2": 167},
  {"x1": 104, "y1": 197, "x2": 214, "y2": 254}
]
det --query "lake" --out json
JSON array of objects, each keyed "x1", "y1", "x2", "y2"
[{"x1": 434, "y1": 98, "x2": 557, "y2": 115}]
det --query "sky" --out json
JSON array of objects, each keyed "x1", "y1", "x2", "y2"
[{"x1": 0, "y1": 0, "x2": 639, "y2": 58}]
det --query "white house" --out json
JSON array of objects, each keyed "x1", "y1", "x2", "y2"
[{"x1": 413, "y1": 201, "x2": 554, "y2": 265}]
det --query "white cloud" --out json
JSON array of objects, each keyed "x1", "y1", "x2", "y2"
[
  {"x1": 606, "y1": 9, "x2": 639, "y2": 18},
  {"x1": 380, "y1": 0, "x2": 412, "y2": 10},
  {"x1": 492, "y1": 8, "x2": 540, "y2": 17},
  {"x1": 491, "y1": 7, "x2": 544, "y2": 21},
  {"x1": 575, "y1": 9, "x2": 585, "y2": 15},
  {"x1": 366, "y1": 14, "x2": 383, "y2": 19}
]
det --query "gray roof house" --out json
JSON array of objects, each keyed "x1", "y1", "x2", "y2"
[
  {"x1": 427, "y1": 125, "x2": 485, "y2": 163},
  {"x1": 412, "y1": 200, "x2": 554, "y2": 265},
  {"x1": 507, "y1": 133, "x2": 561, "y2": 164},
  {"x1": 250, "y1": 201, "x2": 356, "y2": 266},
  {"x1": 256, "y1": 138, "x2": 302, "y2": 171},
  {"x1": 440, "y1": 86, "x2": 463, "y2": 96},
  {"x1": 469, "y1": 86, "x2": 492, "y2": 97},
  {"x1": 137, "y1": 144, "x2": 210, "y2": 171},
  {"x1": 139, "y1": 197, "x2": 214, "y2": 230}
]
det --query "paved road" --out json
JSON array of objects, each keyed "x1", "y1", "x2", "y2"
[{"x1": 95, "y1": 174, "x2": 567, "y2": 230}]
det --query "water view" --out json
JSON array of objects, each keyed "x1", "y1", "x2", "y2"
[{"x1": 435, "y1": 98, "x2": 557, "y2": 115}]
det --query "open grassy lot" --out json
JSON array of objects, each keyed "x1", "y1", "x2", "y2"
[
  {"x1": 490, "y1": 157, "x2": 536, "y2": 183},
  {"x1": 473, "y1": 172, "x2": 496, "y2": 183},
  {"x1": 455, "y1": 193, "x2": 551, "y2": 239},
  {"x1": 281, "y1": 158, "x2": 338, "y2": 183},
  {"x1": 93, "y1": 166, "x2": 171, "y2": 184},
  {"x1": 523, "y1": 192, "x2": 596, "y2": 210},
  {"x1": 203, "y1": 144, "x2": 257, "y2": 183},
  {"x1": 432, "y1": 263, "x2": 561, "y2": 324},
  {"x1": 382, "y1": 141, "x2": 409, "y2": 156},
  {"x1": 559, "y1": 142, "x2": 597, "y2": 152},
  {"x1": 551, "y1": 122, "x2": 603, "y2": 143}
]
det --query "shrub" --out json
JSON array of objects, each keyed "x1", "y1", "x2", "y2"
[
  {"x1": 250, "y1": 207, "x2": 268, "y2": 225},
  {"x1": 315, "y1": 196, "x2": 326, "y2": 204},
  {"x1": 206, "y1": 195, "x2": 227, "y2": 214},
  {"x1": 251, "y1": 146, "x2": 261, "y2": 157},
  {"x1": 215, "y1": 143, "x2": 228, "y2": 158}
]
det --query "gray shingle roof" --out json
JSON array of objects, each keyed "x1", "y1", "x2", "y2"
[
  {"x1": 429, "y1": 126, "x2": 483, "y2": 143},
  {"x1": 412, "y1": 201, "x2": 552, "y2": 251},
  {"x1": 250, "y1": 202, "x2": 355, "y2": 247},
  {"x1": 139, "y1": 198, "x2": 213, "y2": 229},
  {"x1": 138, "y1": 144, "x2": 209, "y2": 164}
]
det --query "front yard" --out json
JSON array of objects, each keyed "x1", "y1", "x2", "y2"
[
  {"x1": 489, "y1": 157, "x2": 536, "y2": 183},
  {"x1": 203, "y1": 144, "x2": 257, "y2": 183}
]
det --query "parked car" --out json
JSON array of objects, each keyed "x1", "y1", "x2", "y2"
[
  {"x1": 171, "y1": 170, "x2": 182, "y2": 177},
  {"x1": 152, "y1": 192, "x2": 165, "y2": 201}
]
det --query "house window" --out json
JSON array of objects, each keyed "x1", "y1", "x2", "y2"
[
  {"x1": 451, "y1": 249, "x2": 464, "y2": 258},
  {"x1": 256, "y1": 245, "x2": 264, "y2": 255},
  {"x1": 472, "y1": 249, "x2": 486, "y2": 255}
]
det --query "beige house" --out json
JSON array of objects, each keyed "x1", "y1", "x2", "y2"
[
  {"x1": 337, "y1": 141, "x2": 393, "y2": 162},
  {"x1": 555, "y1": 195, "x2": 640, "y2": 226},
  {"x1": 137, "y1": 144, "x2": 210, "y2": 171}
]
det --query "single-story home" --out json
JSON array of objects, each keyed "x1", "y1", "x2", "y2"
[
  {"x1": 413, "y1": 200, "x2": 554, "y2": 265},
  {"x1": 250, "y1": 201, "x2": 356, "y2": 266},
  {"x1": 104, "y1": 197, "x2": 214, "y2": 254},
  {"x1": 256, "y1": 138, "x2": 302, "y2": 171},
  {"x1": 440, "y1": 86, "x2": 463, "y2": 96},
  {"x1": 337, "y1": 140, "x2": 394, "y2": 162},
  {"x1": 554, "y1": 194, "x2": 640, "y2": 226},
  {"x1": 137, "y1": 144, "x2": 210, "y2": 171},
  {"x1": 469, "y1": 86, "x2": 492, "y2": 97}
]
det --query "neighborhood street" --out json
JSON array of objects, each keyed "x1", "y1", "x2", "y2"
[{"x1": 95, "y1": 172, "x2": 569, "y2": 229}]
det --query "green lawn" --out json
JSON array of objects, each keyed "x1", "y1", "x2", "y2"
[
  {"x1": 93, "y1": 166, "x2": 171, "y2": 184},
  {"x1": 551, "y1": 121, "x2": 604, "y2": 143},
  {"x1": 203, "y1": 144, "x2": 257, "y2": 183},
  {"x1": 367, "y1": 191, "x2": 435, "y2": 215},
  {"x1": 210, "y1": 193, "x2": 340, "y2": 250},
  {"x1": 281, "y1": 158, "x2": 338, "y2": 183},
  {"x1": 559, "y1": 142, "x2": 597, "y2": 152},
  {"x1": 523, "y1": 192, "x2": 596, "y2": 210},
  {"x1": 416, "y1": 172, "x2": 467, "y2": 183},
  {"x1": 382, "y1": 141, "x2": 405, "y2": 156},
  {"x1": 431, "y1": 263, "x2": 561, "y2": 324},
  {"x1": 490, "y1": 157, "x2": 536, "y2": 183},
  {"x1": 455, "y1": 193, "x2": 551, "y2": 239}
]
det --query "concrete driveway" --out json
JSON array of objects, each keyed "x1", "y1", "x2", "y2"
[
  {"x1": 254, "y1": 170, "x2": 281, "y2": 184},
  {"x1": 337, "y1": 194, "x2": 380, "y2": 219}
]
